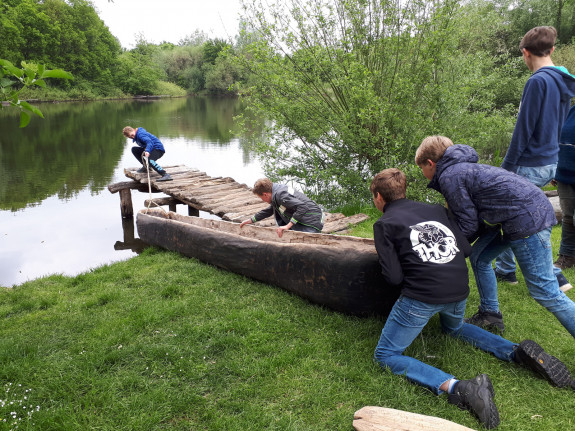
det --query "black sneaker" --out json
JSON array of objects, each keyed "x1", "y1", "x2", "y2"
[
  {"x1": 156, "y1": 173, "x2": 173, "y2": 182},
  {"x1": 464, "y1": 309, "x2": 505, "y2": 333},
  {"x1": 557, "y1": 272, "x2": 573, "y2": 293},
  {"x1": 448, "y1": 374, "x2": 500, "y2": 429},
  {"x1": 514, "y1": 340, "x2": 572, "y2": 388},
  {"x1": 494, "y1": 270, "x2": 518, "y2": 285},
  {"x1": 554, "y1": 254, "x2": 575, "y2": 270}
]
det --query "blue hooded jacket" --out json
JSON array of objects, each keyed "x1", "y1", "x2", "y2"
[
  {"x1": 133, "y1": 128, "x2": 165, "y2": 154},
  {"x1": 502, "y1": 66, "x2": 575, "y2": 171},
  {"x1": 428, "y1": 145, "x2": 556, "y2": 241}
]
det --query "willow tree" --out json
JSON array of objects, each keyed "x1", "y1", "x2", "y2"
[{"x1": 237, "y1": 0, "x2": 512, "y2": 206}]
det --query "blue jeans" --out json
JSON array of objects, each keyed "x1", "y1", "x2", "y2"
[
  {"x1": 374, "y1": 295, "x2": 517, "y2": 395},
  {"x1": 471, "y1": 227, "x2": 575, "y2": 338},
  {"x1": 495, "y1": 164, "x2": 556, "y2": 275},
  {"x1": 557, "y1": 181, "x2": 575, "y2": 257}
]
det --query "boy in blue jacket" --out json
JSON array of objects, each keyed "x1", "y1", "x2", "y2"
[
  {"x1": 416, "y1": 136, "x2": 575, "y2": 339},
  {"x1": 371, "y1": 168, "x2": 573, "y2": 430},
  {"x1": 496, "y1": 26, "x2": 575, "y2": 286},
  {"x1": 123, "y1": 126, "x2": 172, "y2": 182}
]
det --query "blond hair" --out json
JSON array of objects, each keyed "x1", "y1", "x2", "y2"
[
  {"x1": 415, "y1": 135, "x2": 454, "y2": 166},
  {"x1": 370, "y1": 168, "x2": 406, "y2": 202}
]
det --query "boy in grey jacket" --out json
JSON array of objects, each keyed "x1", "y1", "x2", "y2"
[{"x1": 240, "y1": 178, "x2": 324, "y2": 237}]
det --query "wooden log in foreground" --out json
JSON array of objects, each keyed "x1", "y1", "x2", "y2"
[{"x1": 353, "y1": 406, "x2": 476, "y2": 431}]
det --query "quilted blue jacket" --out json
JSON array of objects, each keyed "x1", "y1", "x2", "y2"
[
  {"x1": 133, "y1": 128, "x2": 165, "y2": 154},
  {"x1": 427, "y1": 145, "x2": 556, "y2": 241}
]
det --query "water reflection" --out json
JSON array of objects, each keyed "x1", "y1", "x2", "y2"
[{"x1": 0, "y1": 97, "x2": 264, "y2": 287}]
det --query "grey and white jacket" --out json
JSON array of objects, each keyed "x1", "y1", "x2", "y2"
[{"x1": 251, "y1": 184, "x2": 324, "y2": 232}]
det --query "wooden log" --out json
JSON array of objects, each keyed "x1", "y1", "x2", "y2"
[
  {"x1": 353, "y1": 407, "x2": 476, "y2": 431},
  {"x1": 550, "y1": 195, "x2": 562, "y2": 223},
  {"x1": 108, "y1": 180, "x2": 149, "y2": 194},
  {"x1": 323, "y1": 213, "x2": 370, "y2": 233},
  {"x1": 119, "y1": 188, "x2": 134, "y2": 218},
  {"x1": 216, "y1": 201, "x2": 271, "y2": 218},
  {"x1": 544, "y1": 189, "x2": 559, "y2": 197},
  {"x1": 137, "y1": 209, "x2": 400, "y2": 317},
  {"x1": 144, "y1": 197, "x2": 183, "y2": 212}
]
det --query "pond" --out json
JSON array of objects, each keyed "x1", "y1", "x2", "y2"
[{"x1": 0, "y1": 97, "x2": 264, "y2": 287}]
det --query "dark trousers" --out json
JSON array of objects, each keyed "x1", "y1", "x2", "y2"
[{"x1": 132, "y1": 147, "x2": 166, "y2": 175}]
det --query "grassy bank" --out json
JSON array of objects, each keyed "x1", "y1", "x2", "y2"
[{"x1": 1, "y1": 224, "x2": 574, "y2": 430}]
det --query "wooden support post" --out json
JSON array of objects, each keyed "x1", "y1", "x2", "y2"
[
  {"x1": 119, "y1": 188, "x2": 134, "y2": 219},
  {"x1": 188, "y1": 206, "x2": 200, "y2": 217},
  {"x1": 169, "y1": 202, "x2": 177, "y2": 212}
]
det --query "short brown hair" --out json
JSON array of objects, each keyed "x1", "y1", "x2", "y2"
[
  {"x1": 519, "y1": 26, "x2": 557, "y2": 57},
  {"x1": 415, "y1": 135, "x2": 454, "y2": 166},
  {"x1": 370, "y1": 168, "x2": 406, "y2": 202},
  {"x1": 252, "y1": 178, "x2": 273, "y2": 195},
  {"x1": 122, "y1": 126, "x2": 135, "y2": 137}
]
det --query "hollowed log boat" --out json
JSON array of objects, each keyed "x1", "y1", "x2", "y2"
[{"x1": 136, "y1": 209, "x2": 400, "y2": 317}]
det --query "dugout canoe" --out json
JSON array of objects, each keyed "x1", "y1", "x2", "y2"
[{"x1": 136, "y1": 208, "x2": 400, "y2": 317}]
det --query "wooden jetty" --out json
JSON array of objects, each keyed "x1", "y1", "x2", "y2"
[{"x1": 108, "y1": 165, "x2": 370, "y2": 234}]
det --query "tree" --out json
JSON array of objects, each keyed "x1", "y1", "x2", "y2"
[
  {"x1": 0, "y1": 59, "x2": 73, "y2": 127},
  {"x1": 237, "y1": 0, "x2": 514, "y2": 206},
  {"x1": 0, "y1": 0, "x2": 120, "y2": 94}
]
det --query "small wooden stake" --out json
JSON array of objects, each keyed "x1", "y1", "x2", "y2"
[{"x1": 119, "y1": 188, "x2": 133, "y2": 219}]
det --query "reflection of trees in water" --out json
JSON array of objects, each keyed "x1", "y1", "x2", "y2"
[{"x1": 0, "y1": 97, "x2": 262, "y2": 211}]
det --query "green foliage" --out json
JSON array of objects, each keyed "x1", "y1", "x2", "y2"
[
  {"x1": 237, "y1": 0, "x2": 517, "y2": 207},
  {"x1": 202, "y1": 38, "x2": 231, "y2": 65},
  {"x1": 0, "y1": 0, "x2": 120, "y2": 94},
  {"x1": 114, "y1": 51, "x2": 162, "y2": 96},
  {"x1": 204, "y1": 49, "x2": 243, "y2": 95},
  {"x1": 0, "y1": 59, "x2": 72, "y2": 127}
]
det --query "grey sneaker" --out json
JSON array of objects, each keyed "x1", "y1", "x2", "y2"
[
  {"x1": 557, "y1": 272, "x2": 573, "y2": 293},
  {"x1": 464, "y1": 309, "x2": 505, "y2": 333},
  {"x1": 136, "y1": 166, "x2": 147, "y2": 173},
  {"x1": 448, "y1": 374, "x2": 500, "y2": 429},
  {"x1": 514, "y1": 340, "x2": 572, "y2": 388},
  {"x1": 156, "y1": 173, "x2": 173, "y2": 182},
  {"x1": 494, "y1": 269, "x2": 518, "y2": 285}
]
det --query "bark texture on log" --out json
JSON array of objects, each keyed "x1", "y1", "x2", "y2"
[{"x1": 137, "y1": 209, "x2": 400, "y2": 317}]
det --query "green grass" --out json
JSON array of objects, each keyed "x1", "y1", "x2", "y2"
[{"x1": 1, "y1": 226, "x2": 574, "y2": 430}]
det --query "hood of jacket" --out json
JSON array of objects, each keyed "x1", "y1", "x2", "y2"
[
  {"x1": 535, "y1": 67, "x2": 575, "y2": 103},
  {"x1": 429, "y1": 145, "x2": 478, "y2": 191}
]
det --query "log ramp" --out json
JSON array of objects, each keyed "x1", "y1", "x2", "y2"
[{"x1": 108, "y1": 165, "x2": 370, "y2": 234}]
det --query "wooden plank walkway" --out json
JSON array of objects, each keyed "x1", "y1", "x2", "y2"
[{"x1": 113, "y1": 165, "x2": 369, "y2": 234}]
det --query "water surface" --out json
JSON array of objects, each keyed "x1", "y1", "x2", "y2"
[{"x1": 0, "y1": 97, "x2": 264, "y2": 287}]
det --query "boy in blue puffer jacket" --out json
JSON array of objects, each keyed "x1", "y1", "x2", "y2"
[
  {"x1": 415, "y1": 135, "x2": 575, "y2": 340},
  {"x1": 123, "y1": 126, "x2": 172, "y2": 182}
]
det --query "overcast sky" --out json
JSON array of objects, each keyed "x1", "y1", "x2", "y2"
[{"x1": 90, "y1": 0, "x2": 243, "y2": 48}]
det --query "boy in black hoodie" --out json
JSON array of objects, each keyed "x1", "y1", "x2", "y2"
[{"x1": 371, "y1": 168, "x2": 573, "y2": 429}]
